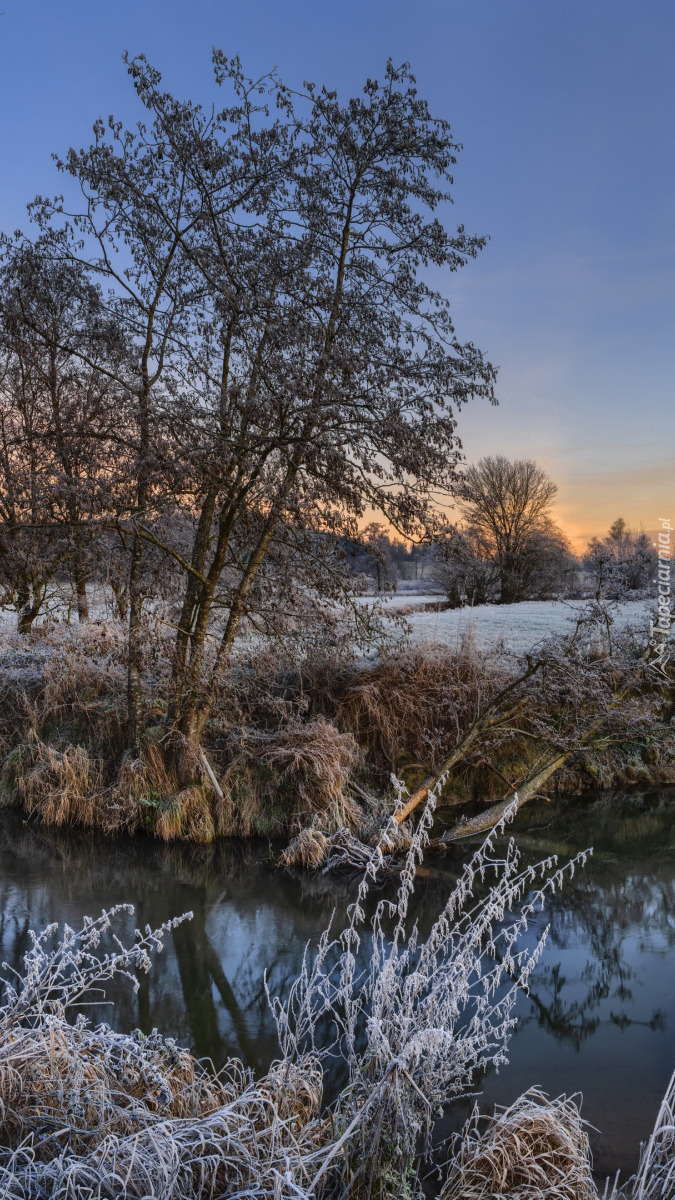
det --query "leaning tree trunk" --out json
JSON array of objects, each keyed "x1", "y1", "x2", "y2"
[
  {"x1": 438, "y1": 661, "x2": 650, "y2": 841},
  {"x1": 442, "y1": 752, "x2": 568, "y2": 841},
  {"x1": 393, "y1": 658, "x2": 545, "y2": 825}
]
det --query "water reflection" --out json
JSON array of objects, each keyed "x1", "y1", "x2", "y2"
[{"x1": 0, "y1": 789, "x2": 674, "y2": 1178}]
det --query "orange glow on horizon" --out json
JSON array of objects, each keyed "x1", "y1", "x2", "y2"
[{"x1": 361, "y1": 458, "x2": 672, "y2": 558}]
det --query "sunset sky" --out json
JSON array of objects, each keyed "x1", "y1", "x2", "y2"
[{"x1": 1, "y1": 0, "x2": 672, "y2": 550}]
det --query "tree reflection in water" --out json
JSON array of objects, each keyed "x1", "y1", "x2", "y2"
[{"x1": 0, "y1": 789, "x2": 673, "y2": 1178}]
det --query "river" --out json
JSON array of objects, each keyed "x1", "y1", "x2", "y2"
[{"x1": 0, "y1": 788, "x2": 673, "y2": 1181}]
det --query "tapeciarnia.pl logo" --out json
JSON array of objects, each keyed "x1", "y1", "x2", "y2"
[{"x1": 648, "y1": 517, "x2": 673, "y2": 679}]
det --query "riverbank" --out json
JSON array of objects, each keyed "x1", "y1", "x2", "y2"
[{"x1": 0, "y1": 613, "x2": 673, "y2": 851}]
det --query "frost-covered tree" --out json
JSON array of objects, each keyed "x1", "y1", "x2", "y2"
[
  {"x1": 450, "y1": 456, "x2": 573, "y2": 605},
  {"x1": 437, "y1": 525, "x2": 501, "y2": 607},
  {"x1": 585, "y1": 518, "x2": 657, "y2": 599},
  {"x1": 35, "y1": 54, "x2": 496, "y2": 766}
]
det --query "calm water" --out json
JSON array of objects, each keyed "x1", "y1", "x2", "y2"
[{"x1": 0, "y1": 790, "x2": 674, "y2": 1180}]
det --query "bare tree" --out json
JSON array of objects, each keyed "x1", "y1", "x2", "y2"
[
  {"x1": 36, "y1": 54, "x2": 496, "y2": 771},
  {"x1": 453, "y1": 456, "x2": 572, "y2": 604},
  {"x1": 0, "y1": 237, "x2": 125, "y2": 630}
]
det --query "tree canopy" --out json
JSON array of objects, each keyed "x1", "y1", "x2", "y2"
[{"x1": 1, "y1": 53, "x2": 496, "y2": 758}]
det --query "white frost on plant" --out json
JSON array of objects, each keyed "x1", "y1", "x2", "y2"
[{"x1": 271, "y1": 782, "x2": 592, "y2": 1175}]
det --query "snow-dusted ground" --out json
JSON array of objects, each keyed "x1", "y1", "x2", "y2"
[
  {"x1": 357, "y1": 594, "x2": 653, "y2": 656},
  {"x1": 0, "y1": 587, "x2": 654, "y2": 660},
  {"x1": 0, "y1": 584, "x2": 113, "y2": 635}
]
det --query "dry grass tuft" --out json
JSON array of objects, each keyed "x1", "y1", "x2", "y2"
[
  {"x1": 280, "y1": 827, "x2": 330, "y2": 869},
  {"x1": 222, "y1": 718, "x2": 362, "y2": 836},
  {"x1": 39, "y1": 624, "x2": 128, "y2": 760},
  {"x1": 331, "y1": 642, "x2": 511, "y2": 773},
  {"x1": 441, "y1": 1089, "x2": 599, "y2": 1200},
  {"x1": 258, "y1": 718, "x2": 361, "y2": 831},
  {"x1": 259, "y1": 1057, "x2": 323, "y2": 1128},
  {"x1": 0, "y1": 1021, "x2": 244, "y2": 1156},
  {"x1": 8, "y1": 740, "x2": 104, "y2": 828},
  {"x1": 154, "y1": 785, "x2": 216, "y2": 844},
  {"x1": 141, "y1": 738, "x2": 179, "y2": 797}
]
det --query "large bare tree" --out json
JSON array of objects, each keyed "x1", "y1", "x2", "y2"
[
  {"x1": 454, "y1": 456, "x2": 572, "y2": 604},
  {"x1": 31, "y1": 55, "x2": 496, "y2": 772},
  {"x1": 0, "y1": 237, "x2": 125, "y2": 630}
]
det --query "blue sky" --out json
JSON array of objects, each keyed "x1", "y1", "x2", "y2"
[{"x1": 1, "y1": 0, "x2": 673, "y2": 545}]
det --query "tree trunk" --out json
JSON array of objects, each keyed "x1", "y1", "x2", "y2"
[
  {"x1": 168, "y1": 192, "x2": 357, "y2": 771},
  {"x1": 126, "y1": 362, "x2": 152, "y2": 748},
  {"x1": 17, "y1": 606, "x2": 36, "y2": 636},
  {"x1": 126, "y1": 530, "x2": 144, "y2": 751},
  {"x1": 110, "y1": 579, "x2": 128, "y2": 622},
  {"x1": 74, "y1": 558, "x2": 89, "y2": 622},
  {"x1": 16, "y1": 585, "x2": 43, "y2": 635},
  {"x1": 442, "y1": 752, "x2": 568, "y2": 841}
]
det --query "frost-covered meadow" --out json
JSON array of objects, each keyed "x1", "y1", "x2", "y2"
[
  {"x1": 0, "y1": 591, "x2": 654, "y2": 662},
  {"x1": 360, "y1": 595, "x2": 653, "y2": 656}
]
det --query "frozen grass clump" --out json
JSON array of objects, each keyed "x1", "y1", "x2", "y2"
[
  {"x1": 0, "y1": 905, "x2": 325, "y2": 1198},
  {"x1": 441, "y1": 1089, "x2": 598, "y2": 1200},
  {"x1": 0, "y1": 905, "x2": 245, "y2": 1152},
  {"x1": 280, "y1": 825, "x2": 331, "y2": 869}
]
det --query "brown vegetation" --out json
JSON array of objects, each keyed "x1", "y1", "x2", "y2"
[
  {"x1": 0, "y1": 605, "x2": 673, "y2": 851},
  {"x1": 324, "y1": 641, "x2": 511, "y2": 774},
  {"x1": 440, "y1": 1090, "x2": 599, "y2": 1200}
]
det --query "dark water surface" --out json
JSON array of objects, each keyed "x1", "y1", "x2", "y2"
[{"x1": 1, "y1": 789, "x2": 674, "y2": 1180}]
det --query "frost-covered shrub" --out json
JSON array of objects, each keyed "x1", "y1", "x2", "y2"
[{"x1": 272, "y1": 786, "x2": 591, "y2": 1192}]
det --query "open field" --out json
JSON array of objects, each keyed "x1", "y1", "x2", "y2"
[
  {"x1": 2, "y1": 589, "x2": 653, "y2": 659},
  {"x1": 358, "y1": 595, "x2": 653, "y2": 656}
]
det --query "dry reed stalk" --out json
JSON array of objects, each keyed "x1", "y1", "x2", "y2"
[{"x1": 630, "y1": 1065, "x2": 675, "y2": 1200}]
